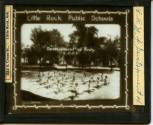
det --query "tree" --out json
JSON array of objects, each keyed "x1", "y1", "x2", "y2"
[
  {"x1": 90, "y1": 36, "x2": 121, "y2": 67},
  {"x1": 77, "y1": 51, "x2": 92, "y2": 67},
  {"x1": 68, "y1": 32, "x2": 78, "y2": 48},
  {"x1": 22, "y1": 47, "x2": 38, "y2": 64},
  {"x1": 29, "y1": 27, "x2": 65, "y2": 65},
  {"x1": 31, "y1": 27, "x2": 65, "y2": 48},
  {"x1": 72, "y1": 24, "x2": 98, "y2": 48},
  {"x1": 48, "y1": 29, "x2": 66, "y2": 47},
  {"x1": 64, "y1": 54, "x2": 74, "y2": 65},
  {"x1": 103, "y1": 37, "x2": 121, "y2": 67},
  {"x1": 72, "y1": 23, "x2": 86, "y2": 48},
  {"x1": 85, "y1": 26, "x2": 98, "y2": 48},
  {"x1": 46, "y1": 51, "x2": 59, "y2": 65}
]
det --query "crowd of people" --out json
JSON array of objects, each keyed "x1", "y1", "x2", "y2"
[{"x1": 33, "y1": 70, "x2": 110, "y2": 100}]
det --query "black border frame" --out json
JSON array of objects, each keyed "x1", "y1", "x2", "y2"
[
  {"x1": 0, "y1": 0, "x2": 151, "y2": 123},
  {"x1": 11, "y1": 7, "x2": 130, "y2": 113}
]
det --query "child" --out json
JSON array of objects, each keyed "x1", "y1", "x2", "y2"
[{"x1": 104, "y1": 75, "x2": 109, "y2": 85}]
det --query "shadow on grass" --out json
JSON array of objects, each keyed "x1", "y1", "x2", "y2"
[{"x1": 21, "y1": 90, "x2": 57, "y2": 101}]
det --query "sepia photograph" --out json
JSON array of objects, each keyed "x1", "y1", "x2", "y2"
[
  {"x1": 20, "y1": 23, "x2": 121, "y2": 101},
  {"x1": 1, "y1": 2, "x2": 150, "y2": 123}
]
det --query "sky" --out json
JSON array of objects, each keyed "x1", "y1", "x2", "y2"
[{"x1": 21, "y1": 24, "x2": 120, "y2": 48}]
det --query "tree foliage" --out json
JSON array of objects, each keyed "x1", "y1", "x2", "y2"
[{"x1": 22, "y1": 25, "x2": 121, "y2": 68}]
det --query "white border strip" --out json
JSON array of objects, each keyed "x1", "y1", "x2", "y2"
[{"x1": 133, "y1": 7, "x2": 144, "y2": 105}]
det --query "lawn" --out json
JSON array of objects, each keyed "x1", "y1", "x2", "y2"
[{"x1": 21, "y1": 69, "x2": 120, "y2": 101}]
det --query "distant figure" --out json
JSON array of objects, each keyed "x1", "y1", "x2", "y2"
[
  {"x1": 88, "y1": 80, "x2": 91, "y2": 89},
  {"x1": 101, "y1": 73, "x2": 104, "y2": 81},
  {"x1": 40, "y1": 79, "x2": 49, "y2": 85},
  {"x1": 72, "y1": 73, "x2": 75, "y2": 81},
  {"x1": 104, "y1": 75, "x2": 109, "y2": 85}
]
